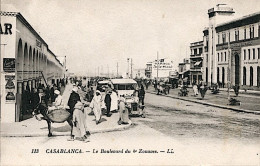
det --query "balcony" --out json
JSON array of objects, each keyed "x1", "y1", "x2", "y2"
[
  {"x1": 190, "y1": 54, "x2": 203, "y2": 58},
  {"x1": 190, "y1": 41, "x2": 203, "y2": 47}
]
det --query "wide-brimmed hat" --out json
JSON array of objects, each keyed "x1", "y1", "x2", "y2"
[
  {"x1": 54, "y1": 90, "x2": 60, "y2": 95},
  {"x1": 96, "y1": 90, "x2": 101, "y2": 94}
]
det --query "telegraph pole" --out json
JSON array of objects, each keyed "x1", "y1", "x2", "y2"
[
  {"x1": 117, "y1": 62, "x2": 119, "y2": 78},
  {"x1": 157, "y1": 51, "x2": 159, "y2": 81},
  {"x1": 107, "y1": 64, "x2": 109, "y2": 78},
  {"x1": 127, "y1": 58, "x2": 129, "y2": 78},
  {"x1": 130, "y1": 58, "x2": 133, "y2": 79}
]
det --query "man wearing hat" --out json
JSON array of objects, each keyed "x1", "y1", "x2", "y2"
[{"x1": 48, "y1": 90, "x2": 63, "y2": 111}]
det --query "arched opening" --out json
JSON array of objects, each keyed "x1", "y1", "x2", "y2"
[
  {"x1": 28, "y1": 46, "x2": 32, "y2": 91},
  {"x1": 234, "y1": 54, "x2": 240, "y2": 85},
  {"x1": 257, "y1": 66, "x2": 260, "y2": 87},
  {"x1": 250, "y1": 66, "x2": 253, "y2": 86},
  {"x1": 16, "y1": 39, "x2": 23, "y2": 122},
  {"x1": 217, "y1": 67, "x2": 220, "y2": 84},
  {"x1": 206, "y1": 67, "x2": 208, "y2": 84},
  {"x1": 243, "y1": 67, "x2": 246, "y2": 85},
  {"x1": 222, "y1": 67, "x2": 225, "y2": 88},
  {"x1": 17, "y1": 39, "x2": 23, "y2": 88}
]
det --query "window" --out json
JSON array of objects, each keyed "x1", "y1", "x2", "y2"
[
  {"x1": 250, "y1": 26, "x2": 254, "y2": 38},
  {"x1": 235, "y1": 30, "x2": 239, "y2": 41},
  {"x1": 194, "y1": 49, "x2": 197, "y2": 55},
  {"x1": 258, "y1": 48, "x2": 260, "y2": 59},
  {"x1": 228, "y1": 32, "x2": 230, "y2": 42},
  {"x1": 244, "y1": 50, "x2": 246, "y2": 60},
  {"x1": 221, "y1": 52, "x2": 223, "y2": 61},
  {"x1": 243, "y1": 67, "x2": 246, "y2": 85},
  {"x1": 244, "y1": 28, "x2": 246, "y2": 40},
  {"x1": 222, "y1": 33, "x2": 226, "y2": 43},
  {"x1": 199, "y1": 48, "x2": 202, "y2": 54},
  {"x1": 253, "y1": 48, "x2": 255, "y2": 59},
  {"x1": 224, "y1": 52, "x2": 227, "y2": 61},
  {"x1": 248, "y1": 49, "x2": 251, "y2": 60},
  {"x1": 218, "y1": 53, "x2": 219, "y2": 62},
  {"x1": 218, "y1": 33, "x2": 220, "y2": 44},
  {"x1": 206, "y1": 54, "x2": 208, "y2": 62}
]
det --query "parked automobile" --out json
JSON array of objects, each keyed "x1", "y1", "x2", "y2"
[{"x1": 111, "y1": 79, "x2": 145, "y2": 118}]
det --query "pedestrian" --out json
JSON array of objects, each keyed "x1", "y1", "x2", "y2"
[
  {"x1": 110, "y1": 89, "x2": 118, "y2": 113},
  {"x1": 68, "y1": 101, "x2": 90, "y2": 142},
  {"x1": 104, "y1": 90, "x2": 112, "y2": 117},
  {"x1": 118, "y1": 96, "x2": 130, "y2": 125},
  {"x1": 48, "y1": 90, "x2": 64, "y2": 111},
  {"x1": 90, "y1": 90, "x2": 102, "y2": 124},
  {"x1": 192, "y1": 82, "x2": 199, "y2": 96},
  {"x1": 68, "y1": 87, "x2": 81, "y2": 113},
  {"x1": 138, "y1": 84, "x2": 145, "y2": 106},
  {"x1": 31, "y1": 88, "x2": 40, "y2": 109}
]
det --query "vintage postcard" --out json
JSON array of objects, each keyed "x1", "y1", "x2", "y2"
[{"x1": 0, "y1": 0, "x2": 260, "y2": 165}]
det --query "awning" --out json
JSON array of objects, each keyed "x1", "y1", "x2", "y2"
[{"x1": 194, "y1": 61, "x2": 202, "y2": 66}]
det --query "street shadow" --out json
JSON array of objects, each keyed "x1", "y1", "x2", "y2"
[
  {"x1": 92, "y1": 118, "x2": 107, "y2": 123},
  {"x1": 40, "y1": 124, "x2": 71, "y2": 132}
]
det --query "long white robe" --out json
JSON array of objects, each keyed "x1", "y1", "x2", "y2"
[
  {"x1": 90, "y1": 95, "x2": 102, "y2": 122},
  {"x1": 110, "y1": 91, "x2": 118, "y2": 111}
]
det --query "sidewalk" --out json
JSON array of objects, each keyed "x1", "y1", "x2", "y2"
[
  {"x1": 1, "y1": 84, "x2": 132, "y2": 137},
  {"x1": 147, "y1": 87, "x2": 260, "y2": 115}
]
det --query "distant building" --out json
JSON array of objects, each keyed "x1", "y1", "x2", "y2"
[
  {"x1": 178, "y1": 58, "x2": 190, "y2": 84},
  {"x1": 145, "y1": 62, "x2": 152, "y2": 78},
  {"x1": 202, "y1": 4, "x2": 260, "y2": 88},
  {"x1": 133, "y1": 68, "x2": 146, "y2": 79},
  {"x1": 190, "y1": 41, "x2": 203, "y2": 84}
]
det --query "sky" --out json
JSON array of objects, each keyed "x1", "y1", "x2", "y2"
[{"x1": 1, "y1": 0, "x2": 260, "y2": 76}]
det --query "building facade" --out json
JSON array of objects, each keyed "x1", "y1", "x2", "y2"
[
  {"x1": 190, "y1": 41, "x2": 203, "y2": 85},
  {"x1": 145, "y1": 62, "x2": 152, "y2": 78},
  {"x1": 203, "y1": 4, "x2": 260, "y2": 89},
  {"x1": 178, "y1": 58, "x2": 190, "y2": 84},
  {"x1": 1, "y1": 11, "x2": 65, "y2": 123}
]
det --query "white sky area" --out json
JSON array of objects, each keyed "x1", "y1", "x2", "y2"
[{"x1": 1, "y1": 0, "x2": 260, "y2": 76}]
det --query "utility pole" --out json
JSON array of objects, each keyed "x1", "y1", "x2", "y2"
[
  {"x1": 157, "y1": 51, "x2": 159, "y2": 81},
  {"x1": 127, "y1": 58, "x2": 129, "y2": 78},
  {"x1": 117, "y1": 62, "x2": 119, "y2": 78},
  {"x1": 107, "y1": 64, "x2": 109, "y2": 78},
  {"x1": 98, "y1": 66, "x2": 100, "y2": 77},
  {"x1": 130, "y1": 58, "x2": 133, "y2": 79}
]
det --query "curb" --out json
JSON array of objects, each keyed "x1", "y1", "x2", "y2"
[
  {"x1": 147, "y1": 91, "x2": 260, "y2": 115},
  {"x1": 0, "y1": 121, "x2": 132, "y2": 137}
]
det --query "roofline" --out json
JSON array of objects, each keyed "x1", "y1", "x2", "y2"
[
  {"x1": 1, "y1": 11, "x2": 63, "y2": 68},
  {"x1": 216, "y1": 11, "x2": 260, "y2": 32}
]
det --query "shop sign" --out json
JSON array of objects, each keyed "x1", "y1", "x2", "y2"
[
  {"x1": 36, "y1": 39, "x2": 42, "y2": 48},
  {"x1": 3, "y1": 58, "x2": 15, "y2": 72},
  {"x1": 244, "y1": 62, "x2": 259, "y2": 65},
  {"x1": 0, "y1": 23, "x2": 12, "y2": 35},
  {"x1": 5, "y1": 75, "x2": 16, "y2": 103}
]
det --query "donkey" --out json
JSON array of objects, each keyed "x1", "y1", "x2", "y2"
[{"x1": 32, "y1": 103, "x2": 73, "y2": 137}]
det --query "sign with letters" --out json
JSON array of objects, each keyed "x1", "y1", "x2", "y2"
[{"x1": 3, "y1": 58, "x2": 15, "y2": 72}]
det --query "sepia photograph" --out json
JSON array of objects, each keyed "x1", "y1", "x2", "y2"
[{"x1": 0, "y1": 0, "x2": 260, "y2": 165}]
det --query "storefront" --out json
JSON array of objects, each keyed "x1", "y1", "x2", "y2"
[{"x1": 1, "y1": 11, "x2": 65, "y2": 123}]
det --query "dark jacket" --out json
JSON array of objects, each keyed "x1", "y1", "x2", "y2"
[
  {"x1": 104, "y1": 93, "x2": 111, "y2": 106},
  {"x1": 68, "y1": 91, "x2": 81, "y2": 110}
]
